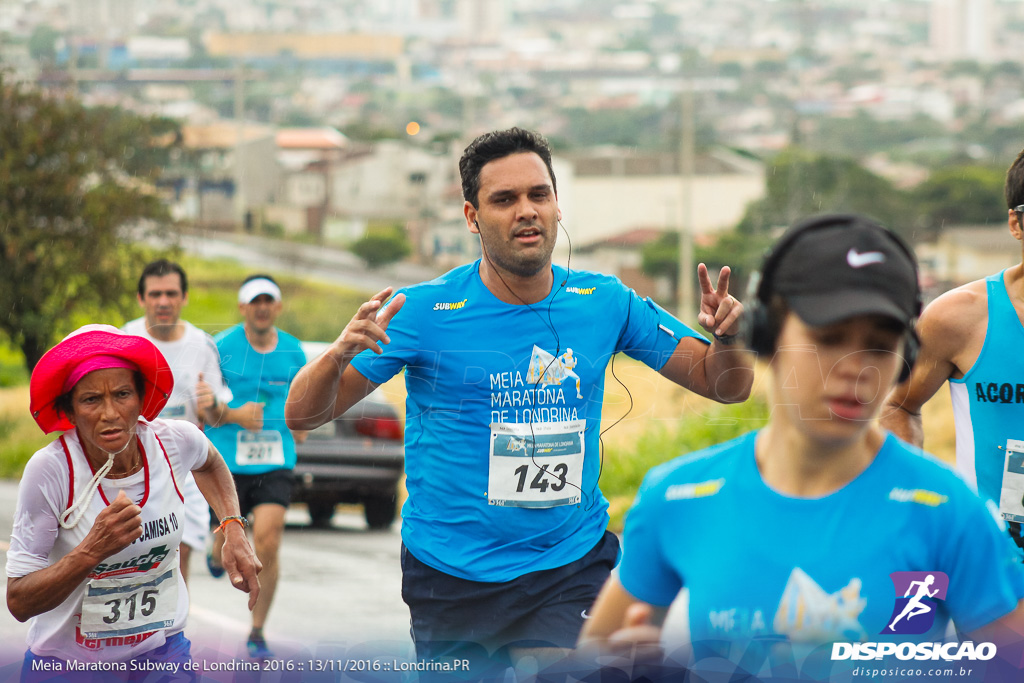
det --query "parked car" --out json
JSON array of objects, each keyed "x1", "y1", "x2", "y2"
[{"x1": 292, "y1": 342, "x2": 404, "y2": 529}]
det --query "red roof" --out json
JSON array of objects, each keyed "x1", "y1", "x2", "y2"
[{"x1": 276, "y1": 127, "x2": 348, "y2": 150}]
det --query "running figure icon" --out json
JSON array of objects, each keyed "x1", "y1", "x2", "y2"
[
  {"x1": 888, "y1": 574, "x2": 939, "y2": 631},
  {"x1": 559, "y1": 348, "x2": 583, "y2": 399}
]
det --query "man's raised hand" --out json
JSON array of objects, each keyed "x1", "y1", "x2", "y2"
[
  {"x1": 331, "y1": 288, "x2": 406, "y2": 361},
  {"x1": 697, "y1": 263, "x2": 742, "y2": 338}
]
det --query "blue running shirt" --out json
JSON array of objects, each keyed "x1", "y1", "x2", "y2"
[
  {"x1": 206, "y1": 325, "x2": 306, "y2": 475},
  {"x1": 351, "y1": 261, "x2": 705, "y2": 582},
  {"x1": 949, "y1": 270, "x2": 1024, "y2": 508},
  {"x1": 618, "y1": 431, "x2": 1024, "y2": 646}
]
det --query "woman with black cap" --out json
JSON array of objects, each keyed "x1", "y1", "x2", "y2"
[
  {"x1": 579, "y1": 215, "x2": 1024, "y2": 677},
  {"x1": 6, "y1": 324, "x2": 261, "y2": 679}
]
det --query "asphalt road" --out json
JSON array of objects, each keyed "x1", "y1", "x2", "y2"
[{"x1": 0, "y1": 478, "x2": 417, "y2": 681}]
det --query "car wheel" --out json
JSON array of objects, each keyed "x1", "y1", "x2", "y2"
[
  {"x1": 307, "y1": 500, "x2": 336, "y2": 528},
  {"x1": 364, "y1": 494, "x2": 397, "y2": 530}
]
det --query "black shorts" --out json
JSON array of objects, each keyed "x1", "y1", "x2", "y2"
[
  {"x1": 232, "y1": 469, "x2": 293, "y2": 518},
  {"x1": 401, "y1": 530, "x2": 619, "y2": 676}
]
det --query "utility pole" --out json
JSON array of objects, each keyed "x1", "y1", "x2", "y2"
[
  {"x1": 676, "y1": 80, "x2": 695, "y2": 324},
  {"x1": 233, "y1": 60, "x2": 247, "y2": 231}
]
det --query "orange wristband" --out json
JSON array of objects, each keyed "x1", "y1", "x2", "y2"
[{"x1": 215, "y1": 515, "x2": 247, "y2": 533}]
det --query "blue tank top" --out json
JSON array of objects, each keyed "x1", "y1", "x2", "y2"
[{"x1": 949, "y1": 270, "x2": 1024, "y2": 505}]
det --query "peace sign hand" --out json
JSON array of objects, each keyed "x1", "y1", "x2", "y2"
[{"x1": 697, "y1": 263, "x2": 743, "y2": 338}]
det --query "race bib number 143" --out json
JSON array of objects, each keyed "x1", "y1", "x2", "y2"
[{"x1": 487, "y1": 420, "x2": 584, "y2": 508}]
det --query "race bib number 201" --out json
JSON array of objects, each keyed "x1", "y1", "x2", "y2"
[
  {"x1": 236, "y1": 430, "x2": 285, "y2": 467},
  {"x1": 487, "y1": 420, "x2": 584, "y2": 508}
]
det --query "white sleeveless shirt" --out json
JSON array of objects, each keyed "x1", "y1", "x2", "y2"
[{"x1": 7, "y1": 419, "x2": 207, "y2": 661}]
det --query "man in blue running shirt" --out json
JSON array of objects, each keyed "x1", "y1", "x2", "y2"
[
  {"x1": 884, "y1": 148, "x2": 1024, "y2": 559},
  {"x1": 287, "y1": 127, "x2": 754, "y2": 677}
]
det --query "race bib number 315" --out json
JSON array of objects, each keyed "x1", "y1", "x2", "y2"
[
  {"x1": 487, "y1": 420, "x2": 584, "y2": 508},
  {"x1": 80, "y1": 569, "x2": 178, "y2": 639}
]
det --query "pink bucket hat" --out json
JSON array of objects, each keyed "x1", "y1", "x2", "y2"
[{"x1": 29, "y1": 324, "x2": 173, "y2": 433}]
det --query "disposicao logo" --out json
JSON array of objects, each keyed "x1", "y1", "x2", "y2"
[
  {"x1": 884, "y1": 571, "x2": 948, "y2": 635},
  {"x1": 831, "y1": 570, "x2": 997, "y2": 663}
]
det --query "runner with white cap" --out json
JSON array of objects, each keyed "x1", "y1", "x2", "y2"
[{"x1": 204, "y1": 274, "x2": 307, "y2": 660}]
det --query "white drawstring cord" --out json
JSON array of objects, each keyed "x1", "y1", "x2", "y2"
[{"x1": 59, "y1": 432, "x2": 136, "y2": 530}]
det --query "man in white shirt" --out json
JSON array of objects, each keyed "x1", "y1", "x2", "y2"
[{"x1": 123, "y1": 259, "x2": 236, "y2": 582}]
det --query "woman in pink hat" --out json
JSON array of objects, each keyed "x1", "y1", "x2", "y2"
[{"x1": 6, "y1": 325, "x2": 261, "y2": 678}]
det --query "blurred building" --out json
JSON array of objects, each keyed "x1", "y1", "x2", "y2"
[
  {"x1": 69, "y1": 0, "x2": 135, "y2": 38},
  {"x1": 203, "y1": 33, "x2": 404, "y2": 61},
  {"x1": 917, "y1": 226, "x2": 1018, "y2": 289},
  {"x1": 269, "y1": 127, "x2": 350, "y2": 237},
  {"x1": 161, "y1": 122, "x2": 280, "y2": 231},
  {"x1": 563, "y1": 148, "x2": 765, "y2": 248},
  {"x1": 930, "y1": 0, "x2": 994, "y2": 62},
  {"x1": 456, "y1": 0, "x2": 509, "y2": 41}
]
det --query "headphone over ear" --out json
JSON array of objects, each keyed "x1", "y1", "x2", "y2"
[{"x1": 742, "y1": 214, "x2": 922, "y2": 384}]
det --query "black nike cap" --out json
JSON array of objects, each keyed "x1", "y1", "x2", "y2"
[{"x1": 766, "y1": 214, "x2": 921, "y2": 329}]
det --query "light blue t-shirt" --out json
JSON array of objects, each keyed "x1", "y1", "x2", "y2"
[
  {"x1": 351, "y1": 260, "x2": 706, "y2": 582},
  {"x1": 206, "y1": 325, "x2": 306, "y2": 475},
  {"x1": 949, "y1": 270, "x2": 1024, "y2": 511},
  {"x1": 619, "y1": 431, "x2": 1024, "y2": 647}
]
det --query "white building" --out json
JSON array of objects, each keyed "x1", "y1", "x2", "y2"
[
  {"x1": 563, "y1": 148, "x2": 765, "y2": 248},
  {"x1": 69, "y1": 0, "x2": 136, "y2": 38},
  {"x1": 330, "y1": 140, "x2": 455, "y2": 221},
  {"x1": 930, "y1": 0, "x2": 994, "y2": 62}
]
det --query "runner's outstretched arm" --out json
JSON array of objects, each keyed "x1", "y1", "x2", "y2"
[
  {"x1": 286, "y1": 288, "x2": 405, "y2": 430},
  {"x1": 577, "y1": 575, "x2": 667, "y2": 659}
]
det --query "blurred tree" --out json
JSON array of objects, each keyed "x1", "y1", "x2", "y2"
[
  {"x1": 809, "y1": 112, "x2": 946, "y2": 159},
  {"x1": 912, "y1": 165, "x2": 1006, "y2": 234},
  {"x1": 28, "y1": 25, "x2": 60, "y2": 64},
  {"x1": 0, "y1": 73, "x2": 178, "y2": 371},
  {"x1": 351, "y1": 225, "x2": 411, "y2": 269},
  {"x1": 736, "y1": 147, "x2": 914, "y2": 239}
]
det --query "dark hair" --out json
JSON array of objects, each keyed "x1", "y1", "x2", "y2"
[
  {"x1": 1006, "y1": 148, "x2": 1024, "y2": 209},
  {"x1": 242, "y1": 273, "x2": 278, "y2": 286},
  {"x1": 138, "y1": 260, "x2": 188, "y2": 298},
  {"x1": 459, "y1": 127, "x2": 557, "y2": 208},
  {"x1": 54, "y1": 370, "x2": 147, "y2": 422}
]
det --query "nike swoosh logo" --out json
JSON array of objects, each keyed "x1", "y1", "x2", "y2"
[
  {"x1": 847, "y1": 248, "x2": 885, "y2": 268},
  {"x1": 581, "y1": 610, "x2": 591, "y2": 619}
]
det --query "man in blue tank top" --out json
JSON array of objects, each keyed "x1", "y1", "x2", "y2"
[
  {"x1": 883, "y1": 148, "x2": 1024, "y2": 559},
  {"x1": 286, "y1": 128, "x2": 755, "y2": 678}
]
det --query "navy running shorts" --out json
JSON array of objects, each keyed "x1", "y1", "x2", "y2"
[{"x1": 400, "y1": 530, "x2": 620, "y2": 676}]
